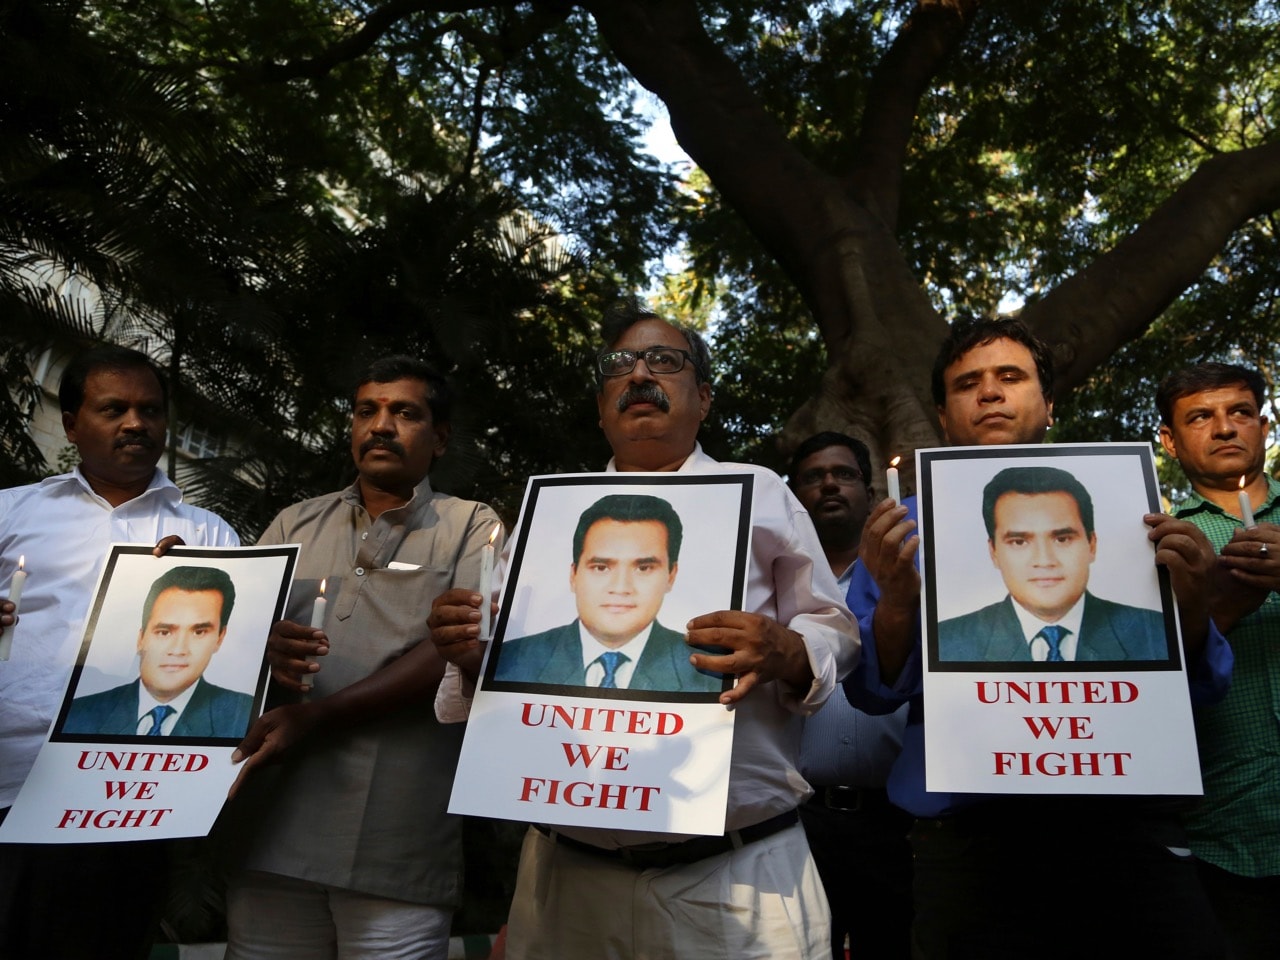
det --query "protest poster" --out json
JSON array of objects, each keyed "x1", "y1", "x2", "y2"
[
  {"x1": 0, "y1": 544, "x2": 297, "y2": 843},
  {"x1": 449, "y1": 473, "x2": 752, "y2": 836},
  {"x1": 918, "y1": 442, "x2": 1202, "y2": 795}
]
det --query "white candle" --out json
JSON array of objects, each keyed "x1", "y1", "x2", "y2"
[
  {"x1": 886, "y1": 456, "x2": 902, "y2": 504},
  {"x1": 479, "y1": 525, "x2": 501, "y2": 638},
  {"x1": 309, "y1": 579, "x2": 328, "y2": 630},
  {"x1": 0, "y1": 556, "x2": 25, "y2": 661},
  {"x1": 1238, "y1": 476, "x2": 1256, "y2": 528}
]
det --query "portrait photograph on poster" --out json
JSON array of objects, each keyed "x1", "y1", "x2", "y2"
[
  {"x1": 53, "y1": 544, "x2": 298, "y2": 744},
  {"x1": 481, "y1": 473, "x2": 752, "y2": 702},
  {"x1": 919, "y1": 443, "x2": 1180, "y2": 672},
  {"x1": 0, "y1": 543, "x2": 299, "y2": 845}
]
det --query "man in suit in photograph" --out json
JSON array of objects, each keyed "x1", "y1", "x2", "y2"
[
  {"x1": 938, "y1": 464, "x2": 1169, "y2": 663},
  {"x1": 495, "y1": 492, "x2": 723, "y2": 692},
  {"x1": 64, "y1": 565, "x2": 252, "y2": 737}
]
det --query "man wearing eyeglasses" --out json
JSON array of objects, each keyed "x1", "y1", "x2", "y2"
[
  {"x1": 430, "y1": 297, "x2": 857, "y2": 960},
  {"x1": 789, "y1": 432, "x2": 913, "y2": 960}
]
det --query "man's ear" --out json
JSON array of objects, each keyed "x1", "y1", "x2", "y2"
[
  {"x1": 432, "y1": 422, "x2": 451, "y2": 458},
  {"x1": 1045, "y1": 399, "x2": 1055, "y2": 428},
  {"x1": 697, "y1": 383, "x2": 711, "y2": 421},
  {"x1": 1157, "y1": 423, "x2": 1178, "y2": 460},
  {"x1": 62, "y1": 410, "x2": 78, "y2": 443},
  {"x1": 666, "y1": 562, "x2": 678, "y2": 589},
  {"x1": 137, "y1": 630, "x2": 145, "y2": 655},
  {"x1": 215, "y1": 628, "x2": 227, "y2": 651},
  {"x1": 988, "y1": 539, "x2": 997, "y2": 566}
]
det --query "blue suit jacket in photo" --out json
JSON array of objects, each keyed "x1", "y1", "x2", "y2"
[
  {"x1": 63, "y1": 676, "x2": 254, "y2": 738},
  {"x1": 494, "y1": 619, "x2": 724, "y2": 693},
  {"x1": 937, "y1": 593, "x2": 1170, "y2": 663}
]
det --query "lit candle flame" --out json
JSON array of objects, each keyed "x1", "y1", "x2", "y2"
[
  {"x1": 319, "y1": 578, "x2": 326, "y2": 596},
  {"x1": 890, "y1": 456, "x2": 901, "y2": 468},
  {"x1": 488, "y1": 524, "x2": 501, "y2": 545},
  {"x1": 16, "y1": 556, "x2": 23, "y2": 572},
  {"x1": 1239, "y1": 475, "x2": 1247, "y2": 491}
]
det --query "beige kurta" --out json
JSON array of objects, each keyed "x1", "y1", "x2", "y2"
[{"x1": 221, "y1": 477, "x2": 498, "y2": 906}]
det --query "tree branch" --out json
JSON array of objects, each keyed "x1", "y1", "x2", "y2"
[
  {"x1": 232, "y1": 0, "x2": 569, "y2": 83},
  {"x1": 847, "y1": 0, "x2": 980, "y2": 230},
  {"x1": 584, "y1": 0, "x2": 869, "y2": 346},
  {"x1": 1025, "y1": 139, "x2": 1280, "y2": 392}
]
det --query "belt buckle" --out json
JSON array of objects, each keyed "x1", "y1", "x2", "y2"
[{"x1": 826, "y1": 785, "x2": 865, "y2": 812}]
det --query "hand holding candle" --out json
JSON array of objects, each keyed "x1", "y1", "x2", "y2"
[
  {"x1": 886, "y1": 456, "x2": 902, "y2": 504},
  {"x1": 479, "y1": 524, "x2": 501, "y2": 639},
  {"x1": 1238, "y1": 476, "x2": 1256, "y2": 529},
  {"x1": 302, "y1": 579, "x2": 327, "y2": 697},
  {"x1": 0, "y1": 556, "x2": 25, "y2": 661},
  {"x1": 310, "y1": 578, "x2": 328, "y2": 629}
]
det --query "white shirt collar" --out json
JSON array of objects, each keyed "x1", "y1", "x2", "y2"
[
  {"x1": 578, "y1": 621, "x2": 654, "y2": 689},
  {"x1": 604, "y1": 443, "x2": 705, "y2": 474},
  {"x1": 1010, "y1": 594, "x2": 1086, "y2": 661},
  {"x1": 135, "y1": 679, "x2": 200, "y2": 736}
]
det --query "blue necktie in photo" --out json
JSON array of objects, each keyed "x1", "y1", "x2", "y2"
[
  {"x1": 144, "y1": 704, "x2": 174, "y2": 736},
  {"x1": 1037, "y1": 624, "x2": 1069, "y2": 662},
  {"x1": 597, "y1": 651, "x2": 629, "y2": 688}
]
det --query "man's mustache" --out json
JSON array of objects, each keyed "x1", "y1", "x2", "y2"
[
  {"x1": 360, "y1": 437, "x2": 405, "y2": 456},
  {"x1": 114, "y1": 434, "x2": 155, "y2": 449},
  {"x1": 617, "y1": 383, "x2": 670, "y2": 413}
]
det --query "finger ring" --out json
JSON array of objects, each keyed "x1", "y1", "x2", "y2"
[{"x1": 1261, "y1": 544, "x2": 1269, "y2": 557}]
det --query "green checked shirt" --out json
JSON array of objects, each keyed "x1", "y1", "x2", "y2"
[{"x1": 1174, "y1": 473, "x2": 1280, "y2": 878}]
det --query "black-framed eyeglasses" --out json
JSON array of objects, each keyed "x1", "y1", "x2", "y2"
[
  {"x1": 794, "y1": 467, "x2": 864, "y2": 488},
  {"x1": 597, "y1": 345, "x2": 696, "y2": 378}
]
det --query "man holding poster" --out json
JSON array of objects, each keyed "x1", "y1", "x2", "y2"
[
  {"x1": 430, "y1": 297, "x2": 856, "y2": 960},
  {"x1": 846, "y1": 318, "x2": 1233, "y2": 958},
  {"x1": 0, "y1": 344, "x2": 240, "y2": 960},
  {"x1": 493, "y1": 492, "x2": 723, "y2": 693},
  {"x1": 220, "y1": 355, "x2": 499, "y2": 960}
]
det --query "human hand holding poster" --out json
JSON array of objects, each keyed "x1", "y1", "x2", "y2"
[
  {"x1": 919, "y1": 442, "x2": 1203, "y2": 795},
  {"x1": 448, "y1": 473, "x2": 751, "y2": 836},
  {"x1": 0, "y1": 543, "x2": 297, "y2": 843}
]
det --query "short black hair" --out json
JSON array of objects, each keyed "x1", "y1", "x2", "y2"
[
  {"x1": 788, "y1": 431, "x2": 873, "y2": 497},
  {"x1": 598, "y1": 296, "x2": 712, "y2": 387},
  {"x1": 931, "y1": 317, "x2": 1055, "y2": 408},
  {"x1": 572, "y1": 494, "x2": 683, "y2": 569},
  {"x1": 355, "y1": 355, "x2": 452, "y2": 424},
  {"x1": 982, "y1": 466, "x2": 1094, "y2": 539},
  {"x1": 140, "y1": 566, "x2": 236, "y2": 633},
  {"x1": 1156, "y1": 362, "x2": 1266, "y2": 425},
  {"x1": 59, "y1": 344, "x2": 168, "y2": 415}
]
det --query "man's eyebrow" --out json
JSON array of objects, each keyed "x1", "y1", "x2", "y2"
[
  {"x1": 1000, "y1": 525, "x2": 1081, "y2": 539},
  {"x1": 629, "y1": 555, "x2": 663, "y2": 565},
  {"x1": 584, "y1": 555, "x2": 617, "y2": 565}
]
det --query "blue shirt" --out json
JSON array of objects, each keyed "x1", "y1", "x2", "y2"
[{"x1": 843, "y1": 496, "x2": 1234, "y2": 817}]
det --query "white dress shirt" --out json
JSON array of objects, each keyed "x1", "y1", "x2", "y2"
[{"x1": 0, "y1": 468, "x2": 239, "y2": 806}]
